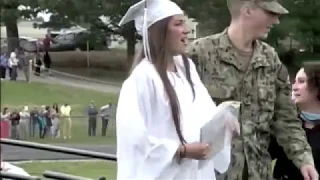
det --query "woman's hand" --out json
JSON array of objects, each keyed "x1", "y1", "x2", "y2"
[{"x1": 183, "y1": 142, "x2": 211, "y2": 160}]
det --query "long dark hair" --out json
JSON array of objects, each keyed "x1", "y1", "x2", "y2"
[
  {"x1": 304, "y1": 63, "x2": 320, "y2": 101},
  {"x1": 52, "y1": 103, "x2": 59, "y2": 113},
  {"x1": 131, "y1": 17, "x2": 195, "y2": 144}
]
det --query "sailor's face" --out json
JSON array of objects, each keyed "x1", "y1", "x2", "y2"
[
  {"x1": 245, "y1": 7, "x2": 280, "y2": 39},
  {"x1": 167, "y1": 14, "x2": 189, "y2": 55}
]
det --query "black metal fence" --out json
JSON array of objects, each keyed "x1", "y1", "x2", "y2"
[{"x1": 0, "y1": 138, "x2": 117, "y2": 180}]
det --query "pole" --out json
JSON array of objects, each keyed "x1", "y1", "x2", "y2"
[
  {"x1": 28, "y1": 60, "x2": 32, "y2": 83},
  {"x1": 86, "y1": 41, "x2": 90, "y2": 68},
  {"x1": 0, "y1": 138, "x2": 117, "y2": 161},
  {"x1": 0, "y1": 171, "x2": 40, "y2": 180}
]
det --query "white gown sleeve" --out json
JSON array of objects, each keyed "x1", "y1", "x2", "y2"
[{"x1": 116, "y1": 70, "x2": 180, "y2": 180}]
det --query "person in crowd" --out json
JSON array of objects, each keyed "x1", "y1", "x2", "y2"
[
  {"x1": 8, "y1": 48, "x2": 19, "y2": 81},
  {"x1": 9, "y1": 109, "x2": 20, "y2": 139},
  {"x1": 51, "y1": 103, "x2": 60, "y2": 138},
  {"x1": 0, "y1": 52, "x2": 8, "y2": 80},
  {"x1": 34, "y1": 53, "x2": 42, "y2": 76},
  {"x1": 1, "y1": 107, "x2": 10, "y2": 121},
  {"x1": 42, "y1": 34, "x2": 54, "y2": 74},
  {"x1": 116, "y1": 0, "x2": 240, "y2": 179},
  {"x1": 44, "y1": 105, "x2": 52, "y2": 137},
  {"x1": 29, "y1": 106, "x2": 39, "y2": 138},
  {"x1": 38, "y1": 105, "x2": 47, "y2": 138},
  {"x1": 19, "y1": 106, "x2": 30, "y2": 140},
  {"x1": 60, "y1": 103, "x2": 72, "y2": 139},
  {"x1": 100, "y1": 103, "x2": 112, "y2": 136},
  {"x1": 269, "y1": 64, "x2": 320, "y2": 179},
  {"x1": 87, "y1": 101, "x2": 98, "y2": 136},
  {"x1": 20, "y1": 51, "x2": 32, "y2": 82}
]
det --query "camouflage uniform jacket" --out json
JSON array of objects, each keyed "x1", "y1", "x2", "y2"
[{"x1": 187, "y1": 29, "x2": 314, "y2": 180}]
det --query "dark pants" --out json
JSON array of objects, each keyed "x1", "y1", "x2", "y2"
[
  {"x1": 11, "y1": 124, "x2": 19, "y2": 139},
  {"x1": 0, "y1": 66, "x2": 6, "y2": 78},
  {"x1": 10, "y1": 66, "x2": 18, "y2": 80},
  {"x1": 39, "y1": 127, "x2": 47, "y2": 138},
  {"x1": 101, "y1": 117, "x2": 109, "y2": 136},
  {"x1": 43, "y1": 51, "x2": 51, "y2": 69},
  {"x1": 29, "y1": 119, "x2": 37, "y2": 137},
  {"x1": 88, "y1": 117, "x2": 97, "y2": 136}
]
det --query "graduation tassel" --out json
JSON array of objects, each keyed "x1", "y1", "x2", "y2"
[{"x1": 143, "y1": 1, "x2": 151, "y2": 62}]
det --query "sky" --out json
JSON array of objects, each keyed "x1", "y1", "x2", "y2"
[{"x1": 18, "y1": 5, "x2": 51, "y2": 22}]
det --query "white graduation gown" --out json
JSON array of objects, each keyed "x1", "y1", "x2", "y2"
[{"x1": 116, "y1": 56, "x2": 231, "y2": 180}]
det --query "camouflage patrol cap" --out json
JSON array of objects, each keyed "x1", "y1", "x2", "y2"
[
  {"x1": 256, "y1": 0, "x2": 288, "y2": 14},
  {"x1": 228, "y1": 0, "x2": 288, "y2": 15}
]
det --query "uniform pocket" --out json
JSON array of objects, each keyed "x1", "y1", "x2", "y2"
[
  {"x1": 206, "y1": 82, "x2": 236, "y2": 105},
  {"x1": 257, "y1": 85, "x2": 275, "y2": 123}
]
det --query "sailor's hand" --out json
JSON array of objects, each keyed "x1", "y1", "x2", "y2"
[
  {"x1": 300, "y1": 164, "x2": 319, "y2": 180},
  {"x1": 225, "y1": 117, "x2": 240, "y2": 136}
]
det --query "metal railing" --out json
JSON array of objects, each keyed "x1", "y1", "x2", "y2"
[
  {"x1": 43, "y1": 171, "x2": 93, "y2": 180},
  {"x1": 1, "y1": 138, "x2": 117, "y2": 160},
  {"x1": 0, "y1": 171, "x2": 40, "y2": 180},
  {"x1": 1, "y1": 138, "x2": 117, "y2": 180}
]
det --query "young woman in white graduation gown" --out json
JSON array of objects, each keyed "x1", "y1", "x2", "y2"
[{"x1": 116, "y1": 0, "x2": 239, "y2": 179}]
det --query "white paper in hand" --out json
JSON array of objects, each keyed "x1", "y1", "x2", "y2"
[{"x1": 198, "y1": 101, "x2": 241, "y2": 169}]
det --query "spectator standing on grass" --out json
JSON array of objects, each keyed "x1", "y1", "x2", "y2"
[
  {"x1": 20, "y1": 51, "x2": 32, "y2": 82},
  {"x1": 9, "y1": 109, "x2": 20, "y2": 139},
  {"x1": 29, "y1": 107, "x2": 39, "y2": 137},
  {"x1": 87, "y1": 101, "x2": 98, "y2": 136},
  {"x1": 1, "y1": 107, "x2": 10, "y2": 121},
  {"x1": 100, "y1": 103, "x2": 112, "y2": 136},
  {"x1": 42, "y1": 34, "x2": 54, "y2": 73},
  {"x1": 0, "y1": 52, "x2": 8, "y2": 80},
  {"x1": 34, "y1": 53, "x2": 42, "y2": 76},
  {"x1": 19, "y1": 106, "x2": 30, "y2": 140},
  {"x1": 51, "y1": 103, "x2": 60, "y2": 138},
  {"x1": 45, "y1": 106, "x2": 52, "y2": 137},
  {"x1": 8, "y1": 48, "x2": 19, "y2": 81},
  {"x1": 38, "y1": 105, "x2": 47, "y2": 138},
  {"x1": 60, "y1": 103, "x2": 72, "y2": 139}
]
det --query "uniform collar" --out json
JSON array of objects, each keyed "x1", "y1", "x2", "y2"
[{"x1": 217, "y1": 28, "x2": 271, "y2": 70}]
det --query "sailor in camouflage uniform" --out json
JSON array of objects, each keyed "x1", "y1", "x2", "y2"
[{"x1": 187, "y1": 0, "x2": 319, "y2": 179}]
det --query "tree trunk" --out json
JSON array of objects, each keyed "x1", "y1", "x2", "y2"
[{"x1": 5, "y1": 18, "x2": 20, "y2": 53}]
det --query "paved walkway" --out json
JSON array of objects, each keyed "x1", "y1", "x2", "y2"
[{"x1": 16, "y1": 69, "x2": 122, "y2": 93}]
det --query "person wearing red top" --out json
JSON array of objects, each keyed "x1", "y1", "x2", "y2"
[{"x1": 42, "y1": 34, "x2": 54, "y2": 73}]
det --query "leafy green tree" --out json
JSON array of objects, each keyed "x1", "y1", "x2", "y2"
[
  {"x1": 1, "y1": 0, "x2": 40, "y2": 52},
  {"x1": 34, "y1": 0, "x2": 138, "y2": 67}
]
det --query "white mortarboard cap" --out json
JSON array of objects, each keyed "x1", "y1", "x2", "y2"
[
  {"x1": 119, "y1": 0, "x2": 183, "y2": 62},
  {"x1": 119, "y1": 0, "x2": 183, "y2": 35}
]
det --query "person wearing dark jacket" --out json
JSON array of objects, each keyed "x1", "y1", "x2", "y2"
[
  {"x1": 269, "y1": 66, "x2": 320, "y2": 180},
  {"x1": 10, "y1": 110, "x2": 20, "y2": 139},
  {"x1": 34, "y1": 53, "x2": 42, "y2": 76},
  {"x1": 87, "y1": 101, "x2": 98, "y2": 136}
]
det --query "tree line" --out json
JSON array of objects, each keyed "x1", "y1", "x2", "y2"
[{"x1": 1, "y1": 0, "x2": 319, "y2": 67}]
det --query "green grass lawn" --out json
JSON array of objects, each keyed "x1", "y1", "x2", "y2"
[
  {"x1": 1, "y1": 81, "x2": 119, "y2": 145},
  {"x1": 17, "y1": 160, "x2": 117, "y2": 180}
]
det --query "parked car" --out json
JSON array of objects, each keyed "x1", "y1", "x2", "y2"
[
  {"x1": 38, "y1": 30, "x2": 101, "y2": 52},
  {"x1": 1, "y1": 37, "x2": 39, "y2": 53}
]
